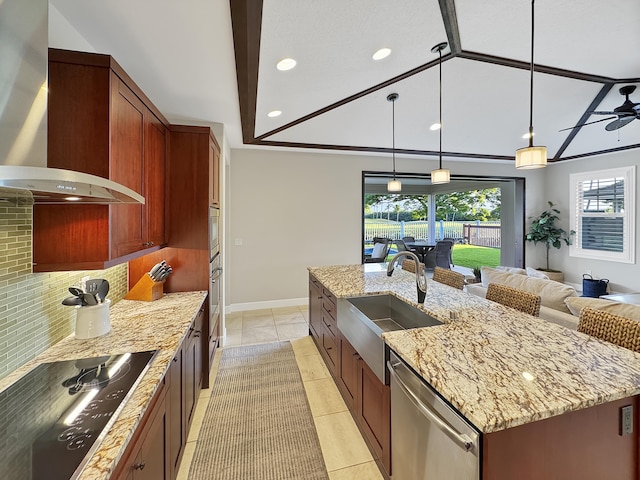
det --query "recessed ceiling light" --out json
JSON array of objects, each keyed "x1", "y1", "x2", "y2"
[
  {"x1": 267, "y1": 110, "x2": 282, "y2": 118},
  {"x1": 372, "y1": 48, "x2": 391, "y2": 60},
  {"x1": 522, "y1": 132, "x2": 535, "y2": 139},
  {"x1": 276, "y1": 58, "x2": 296, "y2": 71},
  {"x1": 430, "y1": 123, "x2": 441, "y2": 131}
]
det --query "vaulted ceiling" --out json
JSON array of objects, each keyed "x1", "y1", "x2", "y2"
[
  {"x1": 232, "y1": 0, "x2": 640, "y2": 163},
  {"x1": 50, "y1": 0, "x2": 640, "y2": 165}
]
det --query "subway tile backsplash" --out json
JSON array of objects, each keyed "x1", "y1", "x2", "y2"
[{"x1": 0, "y1": 188, "x2": 128, "y2": 380}]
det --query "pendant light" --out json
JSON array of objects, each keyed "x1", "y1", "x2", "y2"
[
  {"x1": 430, "y1": 42, "x2": 450, "y2": 185},
  {"x1": 515, "y1": 0, "x2": 547, "y2": 169},
  {"x1": 387, "y1": 93, "x2": 402, "y2": 192}
]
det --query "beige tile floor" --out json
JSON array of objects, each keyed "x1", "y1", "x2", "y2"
[{"x1": 176, "y1": 305, "x2": 384, "y2": 480}]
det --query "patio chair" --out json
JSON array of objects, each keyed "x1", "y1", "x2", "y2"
[
  {"x1": 364, "y1": 238, "x2": 391, "y2": 263},
  {"x1": 395, "y1": 239, "x2": 417, "y2": 255},
  {"x1": 402, "y1": 236, "x2": 415, "y2": 243},
  {"x1": 442, "y1": 237, "x2": 456, "y2": 266},
  {"x1": 486, "y1": 283, "x2": 541, "y2": 317},
  {"x1": 578, "y1": 307, "x2": 640, "y2": 353},
  {"x1": 423, "y1": 240, "x2": 454, "y2": 270}
]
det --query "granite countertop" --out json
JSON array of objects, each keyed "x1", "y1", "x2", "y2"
[
  {"x1": 0, "y1": 291, "x2": 207, "y2": 480},
  {"x1": 309, "y1": 264, "x2": 640, "y2": 433}
]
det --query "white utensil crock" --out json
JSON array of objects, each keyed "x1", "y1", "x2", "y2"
[{"x1": 75, "y1": 299, "x2": 111, "y2": 339}]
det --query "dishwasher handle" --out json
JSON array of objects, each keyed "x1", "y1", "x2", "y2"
[{"x1": 387, "y1": 360, "x2": 476, "y2": 452}]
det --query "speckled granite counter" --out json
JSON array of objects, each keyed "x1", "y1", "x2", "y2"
[
  {"x1": 309, "y1": 264, "x2": 640, "y2": 433},
  {"x1": 0, "y1": 291, "x2": 207, "y2": 479}
]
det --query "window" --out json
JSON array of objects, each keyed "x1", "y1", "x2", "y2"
[{"x1": 570, "y1": 166, "x2": 635, "y2": 263}]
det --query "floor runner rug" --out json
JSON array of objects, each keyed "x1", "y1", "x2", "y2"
[{"x1": 188, "y1": 341, "x2": 329, "y2": 479}]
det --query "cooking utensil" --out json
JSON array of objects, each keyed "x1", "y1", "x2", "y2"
[
  {"x1": 85, "y1": 279, "x2": 106, "y2": 294},
  {"x1": 62, "y1": 296, "x2": 83, "y2": 306},
  {"x1": 96, "y1": 280, "x2": 110, "y2": 303},
  {"x1": 82, "y1": 292, "x2": 98, "y2": 306},
  {"x1": 69, "y1": 287, "x2": 84, "y2": 297}
]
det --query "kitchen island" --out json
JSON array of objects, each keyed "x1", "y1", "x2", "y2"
[
  {"x1": 309, "y1": 264, "x2": 640, "y2": 479},
  {"x1": 0, "y1": 291, "x2": 207, "y2": 480}
]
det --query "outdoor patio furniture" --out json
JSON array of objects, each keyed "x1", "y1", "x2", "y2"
[
  {"x1": 364, "y1": 238, "x2": 392, "y2": 263},
  {"x1": 423, "y1": 240, "x2": 453, "y2": 270}
]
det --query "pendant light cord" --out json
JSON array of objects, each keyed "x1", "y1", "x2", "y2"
[
  {"x1": 528, "y1": 0, "x2": 535, "y2": 148},
  {"x1": 392, "y1": 97, "x2": 396, "y2": 179},
  {"x1": 438, "y1": 46, "x2": 443, "y2": 169}
]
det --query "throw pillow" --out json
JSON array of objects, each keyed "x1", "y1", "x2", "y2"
[
  {"x1": 526, "y1": 267, "x2": 549, "y2": 279},
  {"x1": 481, "y1": 266, "x2": 577, "y2": 313},
  {"x1": 371, "y1": 242, "x2": 386, "y2": 258},
  {"x1": 495, "y1": 266, "x2": 527, "y2": 275},
  {"x1": 565, "y1": 297, "x2": 640, "y2": 321}
]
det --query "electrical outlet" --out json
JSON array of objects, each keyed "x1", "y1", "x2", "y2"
[
  {"x1": 620, "y1": 405, "x2": 633, "y2": 436},
  {"x1": 234, "y1": 238, "x2": 243, "y2": 246}
]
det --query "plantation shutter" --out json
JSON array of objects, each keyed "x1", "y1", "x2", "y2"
[{"x1": 570, "y1": 166, "x2": 635, "y2": 263}]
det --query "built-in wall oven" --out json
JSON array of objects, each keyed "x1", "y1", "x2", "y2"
[{"x1": 209, "y1": 206, "x2": 219, "y2": 260}]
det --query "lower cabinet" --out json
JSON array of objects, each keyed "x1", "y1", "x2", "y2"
[
  {"x1": 115, "y1": 313, "x2": 204, "y2": 480},
  {"x1": 338, "y1": 334, "x2": 358, "y2": 410},
  {"x1": 115, "y1": 378, "x2": 171, "y2": 480}
]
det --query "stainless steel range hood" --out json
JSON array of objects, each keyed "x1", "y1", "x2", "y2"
[{"x1": 0, "y1": 0, "x2": 144, "y2": 204}]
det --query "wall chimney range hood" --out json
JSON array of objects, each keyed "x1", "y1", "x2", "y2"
[{"x1": 0, "y1": 0, "x2": 144, "y2": 204}]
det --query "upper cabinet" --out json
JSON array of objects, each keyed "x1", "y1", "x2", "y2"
[{"x1": 33, "y1": 49, "x2": 167, "y2": 272}]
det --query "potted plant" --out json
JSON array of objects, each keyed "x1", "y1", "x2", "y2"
[
  {"x1": 525, "y1": 201, "x2": 575, "y2": 282},
  {"x1": 472, "y1": 266, "x2": 482, "y2": 283}
]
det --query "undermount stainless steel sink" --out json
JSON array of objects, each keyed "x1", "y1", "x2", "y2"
[{"x1": 337, "y1": 294, "x2": 442, "y2": 383}]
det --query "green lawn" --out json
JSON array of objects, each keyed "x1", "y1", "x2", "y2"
[{"x1": 451, "y1": 245, "x2": 500, "y2": 269}]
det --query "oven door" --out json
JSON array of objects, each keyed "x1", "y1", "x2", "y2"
[
  {"x1": 209, "y1": 206, "x2": 220, "y2": 260},
  {"x1": 210, "y1": 254, "x2": 222, "y2": 318}
]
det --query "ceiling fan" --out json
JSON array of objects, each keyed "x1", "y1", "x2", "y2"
[{"x1": 560, "y1": 85, "x2": 640, "y2": 132}]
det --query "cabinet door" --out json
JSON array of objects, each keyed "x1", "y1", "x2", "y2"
[
  {"x1": 209, "y1": 137, "x2": 220, "y2": 206},
  {"x1": 145, "y1": 113, "x2": 167, "y2": 248},
  {"x1": 169, "y1": 348, "x2": 184, "y2": 477},
  {"x1": 111, "y1": 74, "x2": 145, "y2": 258},
  {"x1": 132, "y1": 395, "x2": 170, "y2": 480},
  {"x1": 357, "y1": 358, "x2": 391, "y2": 474},
  {"x1": 309, "y1": 278, "x2": 323, "y2": 340},
  {"x1": 339, "y1": 334, "x2": 358, "y2": 410}
]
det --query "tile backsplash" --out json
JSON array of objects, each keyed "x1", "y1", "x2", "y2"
[{"x1": 0, "y1": 188, "x2": 128, "y2": 380}]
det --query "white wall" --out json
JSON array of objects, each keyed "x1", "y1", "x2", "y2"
[
  {"x1": 228, "y1": 148, "x2": 547, "y2": 306},
  {"x1": 542, "y1": 149, "x2": 639, "y2": 293}
]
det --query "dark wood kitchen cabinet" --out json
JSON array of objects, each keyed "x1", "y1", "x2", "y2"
[
  {"x1": 114, "y1": 376, "x2": 170, "y2": 480},
  {"x1": 185, "y1": 307, "x2": 204, "y2": 430},
  {"x1": 129, "y1": 125, "x2": 221, "y2": 386},
  {"x1": 168, "y1": 347, "x2": 184, "y2": 478},
  {"x1": 308, "y1": 276, "x2": 390, "y2": 477},
  {"x1": 308, "y1": 275, "x2": 339, "y2": 376},
  {"x1": 33, "y1": 49, "x2": 168, "y2": 272}
]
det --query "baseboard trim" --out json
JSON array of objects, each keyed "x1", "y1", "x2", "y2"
[{"x1": 226, "y1": 297, "x2": 308, "y2": 313}]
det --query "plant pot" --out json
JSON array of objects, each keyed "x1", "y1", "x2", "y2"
[{"x1": 538, "y1": 269, "x2": 564, "y2": 283}]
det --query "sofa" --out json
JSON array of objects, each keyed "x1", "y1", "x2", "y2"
[{"x1": 465, "y1": 266, "x2": 580, "y2": 329}]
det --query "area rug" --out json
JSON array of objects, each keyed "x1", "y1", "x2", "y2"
[{"x1": 188, "y1": 341, "x2": 329, "y2": 479}]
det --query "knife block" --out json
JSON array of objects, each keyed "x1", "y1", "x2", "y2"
[{"x1": 125, "y1": 273, "x2": 165, "y2": 301}]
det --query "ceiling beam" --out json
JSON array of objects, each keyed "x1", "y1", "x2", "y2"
[
  {"x1": 551, "y1": 84, "x2": 614, "y2": 161},
  {"x1": 438, "y1": 0, "x2": 462, "y2": 54},
  {"x1": 230, "y1": 0, "x2": 263, "y2": 144}
]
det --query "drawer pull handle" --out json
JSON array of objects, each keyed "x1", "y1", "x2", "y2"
[{"x1": 133, "y1": 461, "x2": 146, "y2": 470}]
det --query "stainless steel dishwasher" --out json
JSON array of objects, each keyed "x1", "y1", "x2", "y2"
[{"x1": 388, "y1": 352, "x2": 480, "y2": 480}]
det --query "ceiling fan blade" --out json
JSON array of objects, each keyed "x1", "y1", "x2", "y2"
[
  {"x1": 590, "y1": 110, "x2": 621, "y2": 116},
  {"x1": 558, "y1": 116, "x2": 616, "y2": 132},
  {"x1": 605, "y1": 116, "x2": 636, "y2": 131}
]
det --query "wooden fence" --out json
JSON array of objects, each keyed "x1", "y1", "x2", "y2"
[
  {"x1": 365, "y1": 220, "x2": 500, "y2": 245},
  {"x1": 462, "y1": 224, "x2": 501, "y2": 248}
]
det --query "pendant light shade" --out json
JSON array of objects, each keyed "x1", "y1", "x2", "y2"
[
  {"x1": 431, "y1": 168, "x2": 450, "y2": 185},
  {"x1": 387, "y1": 93, "x2": 401, "y2": 192},
  {"x1": 387, "y1": 178, "x2": 402, "y2": 192},
  {"x1": 516, "y1": 0, "x2": 547, "y2": 169},
  {"x1": 430, "y1": 42, "x2": 450, "y2": 185}
]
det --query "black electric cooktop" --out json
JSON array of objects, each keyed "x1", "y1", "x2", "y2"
[{"x1": 0, "y1": 350, "x2": 157, "y2": 480}]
